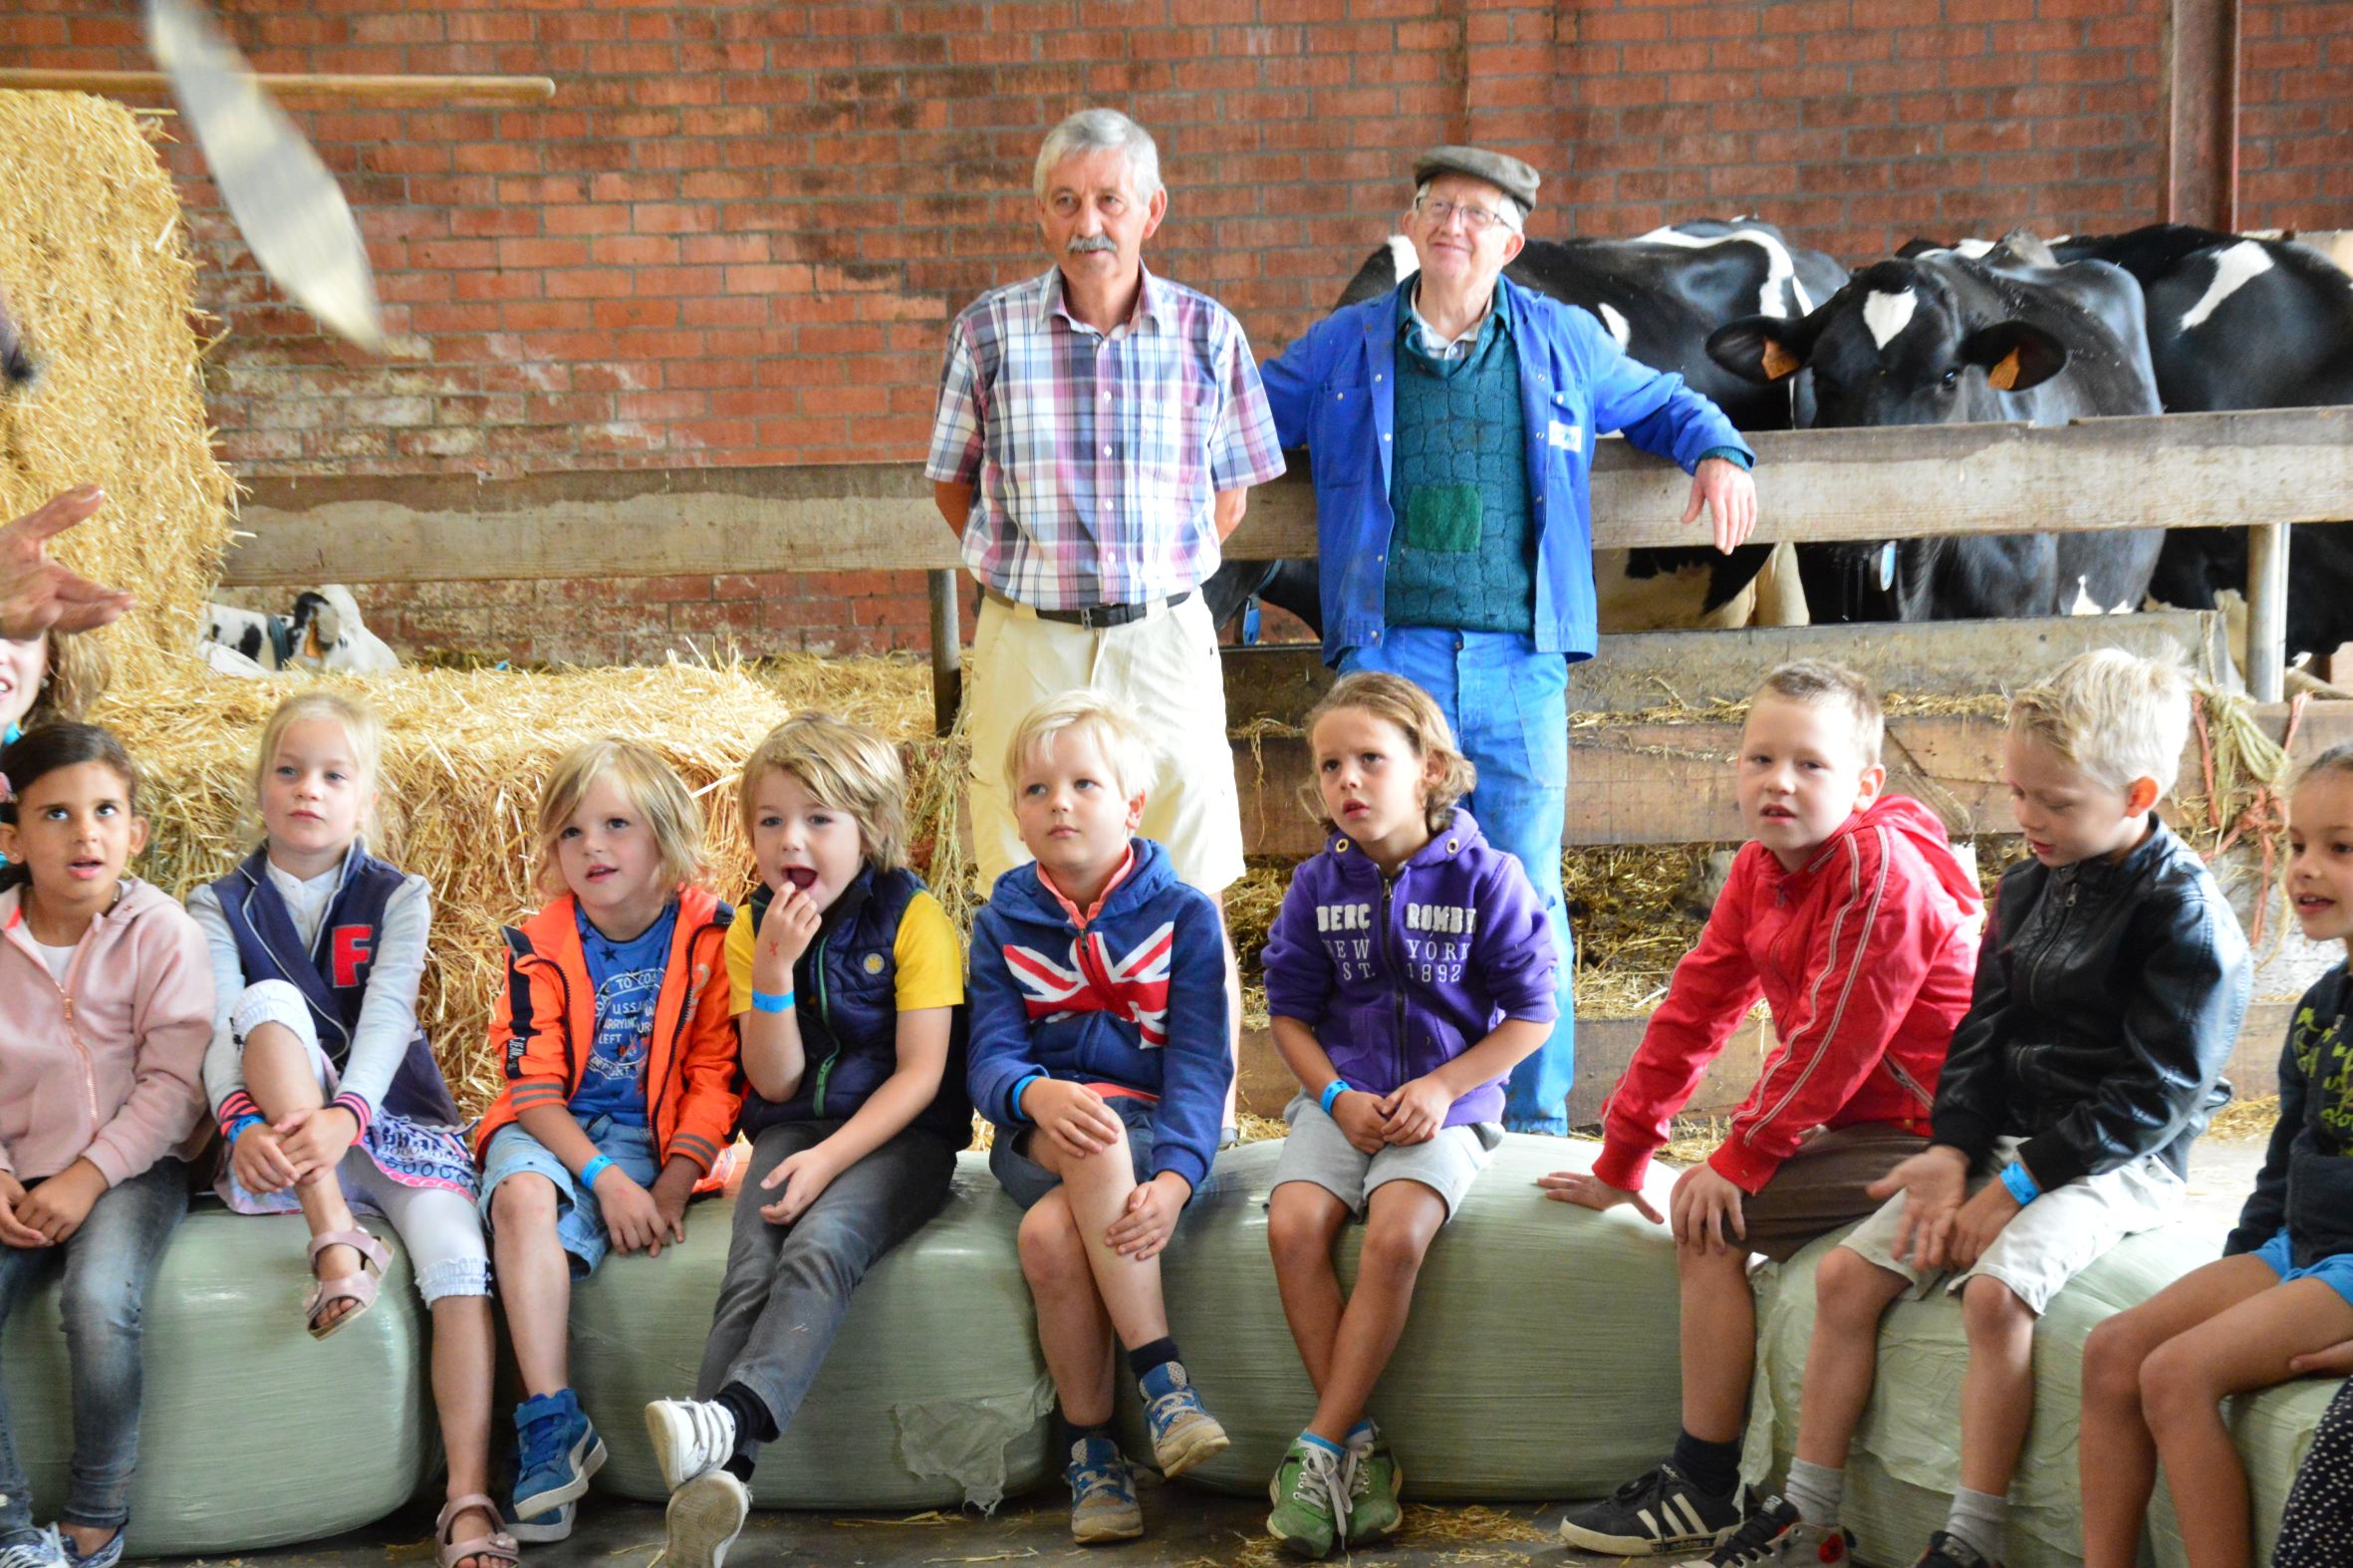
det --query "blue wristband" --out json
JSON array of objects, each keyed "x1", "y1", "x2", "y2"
[
  {"x1": 1011, "y1": 1072, "x2": 1046, "y2": 1122},
  {"x1": 1999, "y1": 1162, "x2": 2040, "y2": 1206},
  {"x1": 1320, "y1": 1079, "x2": 1352, "y2": 1116},
  {"x1": 580, "y1": 1155, "x2": 615, "y2": 1189},
  {"x1": 225, "y1": 1114, "x2": 264, "y2": 1146},
  {"x1": 750, "y1": 988, "x2": 795, "y2": 1014}
]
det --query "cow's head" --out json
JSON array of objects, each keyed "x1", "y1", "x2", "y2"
[
  {"x1": 1705, "y1": 259, "x2": 2069, "y2": 429},
  {"x1": 0, "y1": 284, "x2": 33, "y2": 391}
]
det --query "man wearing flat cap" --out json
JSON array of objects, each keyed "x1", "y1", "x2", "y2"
[{"x1": 1259, "y1": 146, "x2": 1760, "y2": 1135}]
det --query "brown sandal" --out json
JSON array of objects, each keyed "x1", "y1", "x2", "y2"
[
  {"x1": 304, "y1": 1228, "x2": 391, "y2": 1341},
  {"x1": 435, "y1": 1493, "x2": 521, "y2": 1568}
]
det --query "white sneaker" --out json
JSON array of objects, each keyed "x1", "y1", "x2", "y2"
[
  {"x1": 664, "y1": 1468, "x2": 751, "y2": 1568},
  {"x1": 646, "y1": 1398, "x2": 739, "y2": 1490},
  {"x1": 0, "y1": 1528, "x2": 67, "y2": 1568}
]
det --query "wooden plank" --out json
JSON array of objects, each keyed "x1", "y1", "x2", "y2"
[
  {"x1": 2161, "y1": 0, "x2": 2240, "y2": 232},
  {"x1": 0, "y1": 69, "x2": 558, "y2": 106},
  {"x1": 218, "y1": 408, "x2": 2353, "y2": 586}
]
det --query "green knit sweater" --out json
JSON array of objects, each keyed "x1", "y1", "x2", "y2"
[{"x1": 1383, "y1": 309, "x2": 1537, "y2": 634}]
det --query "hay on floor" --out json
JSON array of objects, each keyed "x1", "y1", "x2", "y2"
[{"x1": 0, "y1": 92, "x2": 233, "y2": 686}]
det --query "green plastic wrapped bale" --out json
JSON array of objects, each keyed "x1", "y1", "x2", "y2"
[
  {"x1": 574, "y1": 1151, "x2": 1053, "y2": 1512},
  {"x1": 0, "y1": 1203, "x2": 431, "y2": 1556},
  {"x1": 1742, "y1": 1222, "x2": 2347, "y2": 1568},
  {"x1": 1116, "y1": 1136, "x2": 1685, "y2": 1499}
]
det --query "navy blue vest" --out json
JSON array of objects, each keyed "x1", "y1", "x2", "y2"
[
  {"x1": 210, "y1": 845, "x2": 463, "y2": 1129},
  {"x1": 738, "y1": 866, "x2": 971, "y2": 1146}
]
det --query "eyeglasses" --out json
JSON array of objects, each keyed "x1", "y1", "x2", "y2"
[{"x1": 1417, "y1": 195, "x2": 1511, "y2": 235}]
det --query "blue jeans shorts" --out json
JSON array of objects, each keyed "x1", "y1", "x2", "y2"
[
  {"x1": 2253, "y1": 1227, "x2": 2353, "y2": 1308},
  {"x1": 989, "y1": 1095, "x2": 1218, "y2": 1210},
  {"x1": 479, "y1": 1115, "x2": 661, "y2": 1276}
]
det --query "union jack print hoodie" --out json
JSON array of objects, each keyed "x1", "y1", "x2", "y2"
[
  {"x1": 1261, "y1": 809, "x2": 1558, "y2": 1130},
  {"x1": 967, "y1": 837, "x2": 1232, "y2": 1193}
]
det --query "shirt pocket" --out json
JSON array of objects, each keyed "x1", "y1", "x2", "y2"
[{"x1": 1308, "y1": 374, "x2": 1370, "y2": 490}]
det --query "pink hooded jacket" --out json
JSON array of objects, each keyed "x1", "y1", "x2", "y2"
[{"x1": 0, "y1": 879, "x2": 213, "y2": 1185}]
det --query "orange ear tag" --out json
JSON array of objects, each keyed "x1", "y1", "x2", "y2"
[
  {"x1": 1761, "y1": 341, "x2": 1800, "y2": 382},
  {"x1": 1986, "y1": 348, "x2": 2022, "y2": 392}
]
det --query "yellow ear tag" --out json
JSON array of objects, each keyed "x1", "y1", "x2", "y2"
[
  {"x1": 1986, "y1": 348, "x2": 2022, "y2": 391},
  {"x1": 1761, "y1": 340, "x2": 1800, "y2": 381}
]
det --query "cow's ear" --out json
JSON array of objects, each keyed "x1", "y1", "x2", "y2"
[
  {"x1": 1961, "y1": 321, "x2": 2067, "y2": 392},
  {"x1": 1708, "y1": 315, "x2": 1810, "y2": 384}
]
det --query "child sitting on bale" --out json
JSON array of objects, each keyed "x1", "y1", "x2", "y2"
[
  {"x1": 474, "y1": 739, "x2": 743, "y2": 1543},
  {"x1": 1257, "y1": 671, "x2": 1558, "y2": 1558},
  {"x1": 644, "y1": 713, "x2": 969, "y2": 1568},
  {"x1": 1699, "y1": 649, "x2": 2249, "y2": 1568},
  {"x1": 1550, "y1": 660, "x2": 1984, "y2": 1559},
  {"x1": 967, "y1": 690, "x2": 1234, "y2": 1546}
]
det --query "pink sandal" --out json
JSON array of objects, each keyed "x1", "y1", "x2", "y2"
[
  {"x1": 435, "y1": 1493, "x2": 521, "y2": 1568},
  {"x1": 304, "y1": 1228, "x2": 391, "y2": 1341}
]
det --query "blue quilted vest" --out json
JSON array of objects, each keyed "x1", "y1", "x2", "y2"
[
  {"x1": 210, "y1": 844, "x2": 462, "y2": 1129},
  {"x1": 738, "y1": 866, "x2": 971, "y2": 1145}
]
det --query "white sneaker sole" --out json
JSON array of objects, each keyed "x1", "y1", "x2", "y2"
[
  {"x1": 646, "y1": 1401, "x2": 729, "y2": 1491},
  {"x1": 664, "y1": 1473, "x2": 750, "y2": 1568},
  {"x1": 1153, "y1": 1418, "x2": 1231, "y2": 1479},
  {"x1": 513, "y1": 1429, "x2": 607, "y2": 1520},
  {"x1": 1070, "y1": 1507, "x2": 1144, "y2": 1546},
  {"x1": 1559, "y1": 1517, "x2": 1738, "y2": 1555}
]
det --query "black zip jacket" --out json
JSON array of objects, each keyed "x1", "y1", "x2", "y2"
[
  {"x1": 1931, "y1": 816, "x2": 2251, "y2": 1187},
  {"x1": 2225, "y1": 964, "x2": 2353, "y2": 1267}
]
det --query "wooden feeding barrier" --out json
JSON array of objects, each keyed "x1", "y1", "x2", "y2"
[{"x1": 0, "y1": 69, "x2": 558, "y2": 108}]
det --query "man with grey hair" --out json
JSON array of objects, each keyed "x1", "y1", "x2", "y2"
[{"x1": 924, "y1": 109, "x2": 1284, "y2": 1546}]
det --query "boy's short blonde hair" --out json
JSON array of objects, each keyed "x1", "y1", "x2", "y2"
[
  {"x1": 1753, "y1": 659, "x2": 1884, "y2": 769},
  {"x1": 738, "y1": 711, "x2": 909, "y2": 872},
  {"x1": 248, "y1": 688, "x2": 389, "y2": 848},
  {"x1": 2295, "y1": 742, "x2": 2353, "y2": 793},
  {"x1": 1300, "y1": 670, "x2": 1477, "y2": 835},
  {"x1": 1002, "y1": 689, "x2": 1156, "y2": 801},
  {"x1": 2007, "y1": 648, "x2": 2190, "y2": 796},
  {"x1": 534, "y1": 737, "x2": 706, "y2": 896}
]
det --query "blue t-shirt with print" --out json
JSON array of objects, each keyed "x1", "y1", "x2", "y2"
[{"x1": 568, "y1": 899, "x2": 677, "y2": 1127}]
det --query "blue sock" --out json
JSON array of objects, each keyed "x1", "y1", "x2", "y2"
[
  {"x1": 1298, "y1": 1431, "x2": 1344, "y2": 1457},
  {"x1": 1347, "y1": 1420, "x2": 1375, "y2": 1445}
]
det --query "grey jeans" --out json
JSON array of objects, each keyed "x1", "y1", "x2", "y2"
[
  {"x1": 694, "y1": 1120, "x2": 955, "y2": 1455},
  {"x1": 0, "y1": 1160, "x2": 188, "y2": 1539}
]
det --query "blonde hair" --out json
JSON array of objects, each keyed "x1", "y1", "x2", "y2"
[
  {"x1": 2293, "y1": 743, "x2": 2353, "y2": 795},
  {"x1": 1003, "y1": 689, "x2": 1156, "y2": 802},
  {"x1": 248, "y1": 688, "x2": 388, "y2": 848},
  {"x1": 15, "y1": 630, "x2": 110, "y2": 732},
  {"x1": 1301, "y1": 671, "x2": 1477, "y2": 836},
  {"x1": 738, "y1": 712, "x2": 909, "y2": 873},
  {"x1": 1754, "y1": 659, "x2": 1885, "y2": 769},
  {"x1": 534, "y1": 738, "x2": 706, "y2": 897},
  {"x1": 2007, "y1": 648, "x2": 2191, "y2": 795}
]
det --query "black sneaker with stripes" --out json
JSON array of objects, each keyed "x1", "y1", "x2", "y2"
[
  {"x1": 1558, "y1": 1462, "x2": 1743, "y2": 1555},
  {"x1": 1677, "y1": 1495, "x2": 1855, "y2": 1568},
  {"x1": 1912, "y1": 1529, "x2": 2003, "y2": 1568}
]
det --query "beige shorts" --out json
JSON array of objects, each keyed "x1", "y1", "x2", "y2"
[
  {"x1": 965, "y1": 590, "x2": 1245, "y2": 898},
  {"x1": 1838, "y1": 1138, "x2": 2186, "y2": 1315}
]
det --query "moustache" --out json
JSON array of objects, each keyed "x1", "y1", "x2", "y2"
[{"x1": 1065, "y1": 235, "x2": 1117, "y2": 254}]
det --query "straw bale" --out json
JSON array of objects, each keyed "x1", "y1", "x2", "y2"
[{"x1": 0, "y1": 93, "x2": 233, "y2": 685}]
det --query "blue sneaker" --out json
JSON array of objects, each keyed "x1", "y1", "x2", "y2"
[
  {"x1": 1138, "y1": 1361, "x2": 1229, "y2": 1478},
  {"x1": 58, "y1": 1529, "x2": 122, "y2": 1568},
  {"x1": 512, "y1": 1389, "x2": 607, "y2": 1519},
  {"x1": 1065, "y1": 1436, "x2": 1143, "y2": 1544}
]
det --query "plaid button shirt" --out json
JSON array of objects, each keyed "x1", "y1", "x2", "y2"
[{"x1": 925, "y1": 264, "x2": 1286, "y2": 611}]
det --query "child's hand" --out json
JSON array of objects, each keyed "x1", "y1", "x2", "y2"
[
  {"x1": 758, "y1": 1145, "x2": 841, "y2": 1226},
  {"x1": 0, "y1": 1172, "x2": 47, "y2": 1247},
  {"x1": 275, "y1": 1105, "x2": 361, "y2": 1184},
  {"x1": 1671, "y1": 1165, "x2": 1748, "y2": 1253},
  {"x1": 17, "y1": 1161, "x2": 106, "y2": 1245},
  {"x1": 1024, "y1": 1080, "x2": 1127, "y2": 1162},
  {"x1": 1538, "y1": 1170, "x2": 1666, "y2": 1222},
  {"x1": 230, "y1": 1121, "x2": 302, "y2": 1195},
  {"x1": 2290, "y1": 1339, "x2": 2353, "y2": 1377},
  {"x1": 1378, "y1": 1077, "x2": 1452, "y2": 1146},
  {"x1": 752, "y1": 883, "x2": 823, "y2": 989},
  {"x1": 1868, "y1": 1145, "x2": 1969, "y2": 1270},
  {"x1": 1947, "y1": 1177, "x2": 2022, "y2": 1269},
  {"x1": 1328, "y1": 1089, "x2": 1389, "y2": 1155},
  {"x1": 647, "y1": 1166, "x2": 695, "y2": 1254},
  {"x1": 593, "y1": 1167, "x2": 667, "y2": 1257},
  {"x1": 1103, "y1": 1172, "x2": 1189, "y2": 1261}
]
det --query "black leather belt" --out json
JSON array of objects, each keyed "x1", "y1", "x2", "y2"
[{"x1": 987, "y1": 588, "x2": 1190, "y2": 630}]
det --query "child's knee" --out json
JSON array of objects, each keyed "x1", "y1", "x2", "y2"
[
  {"x1": 2138, "y1": 1337, "x2": 2217, "y2": 1419},
  {"x1": 1017, "y1": 1196, "x2": 1083, "y2": 1279},
  {"x1": 1357, "y1": 1193, "x2": 1442, "y2": 1280},
  {"x1": 1960, "y1": 1272, "x2": 2032, "y2": 1335},
  {"x1": 490, "y1": 1173, "x2": 560, "y2": 1231},
  {"x1": 1815, "y1": 1245, "x2": 1899, "y2": 1320},
  {"x1": 1265, "y1": 1186, "x2": 1343, "y2": 1267},
  {"x1": 2082, "y1": 1310, "x2": 2155, "y2": 1398},
  {"x1": 236, "y1": 980, "x2": 320, "y2": 1057}
]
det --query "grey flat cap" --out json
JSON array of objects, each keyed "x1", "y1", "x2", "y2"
[{"x1": 1413, "y1": 145, "x2": 1540, "y2": 212}]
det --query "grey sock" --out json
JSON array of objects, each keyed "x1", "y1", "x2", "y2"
[
  {"x1": 1784, "y1": 1459, "x2": 1845, "y2": 1528},
  {"x1": 1944, "y1": 1487, "x2": 2007, "y2": 1562}
]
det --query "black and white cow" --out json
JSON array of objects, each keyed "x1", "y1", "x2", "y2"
[
  {"x1": 1705, "y1": 235, "x2": 2165, "y2": 622},
  {"x1": 203, "y1": 586, "x2": 398, "y2": 674},
  {"x1": 0, "y1": 284, "x2": 32, "y2": 390},
  {"x1": 1202, "y1": 219, "x2": 1847, "y2": 638}
]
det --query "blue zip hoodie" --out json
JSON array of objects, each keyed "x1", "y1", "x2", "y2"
[
  {"x1": 966, "y1": 837, "x2": 1231, "y2": 1192},
  {"x1": 1260, "y1": 809, "x2": 1558, "y2": 1129}
]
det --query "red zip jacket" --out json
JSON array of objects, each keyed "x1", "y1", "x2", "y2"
[
  {"x1": 472, "y1": 886, "x2": 741, "y2": 1183},
  {"x1": 1593, "y1": 795, "x2": 1985, "y2": 1194}
]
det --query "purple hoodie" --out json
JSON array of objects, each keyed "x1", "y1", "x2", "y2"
[{"x1": 1261, "y1": 809, "x2": 1558, "y2": 1128}]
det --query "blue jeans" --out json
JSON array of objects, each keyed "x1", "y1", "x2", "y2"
[
  {"x1": 0, "y1": 1161, "x2": 188, "y2": 1539},
  {"x1": 479, "y1": 1115, "x2": 661, "y2": 1276},
  {"x1": 1342, "y1": 628, "x2": 1575, "y2": 1132}
]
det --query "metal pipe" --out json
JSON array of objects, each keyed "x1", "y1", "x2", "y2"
[
  {"x1": 927, "y1": 569, "x2": 963, "y2": 736},
  {"x1": 0, "y1": 69, "x2": 557, "y2": 107},
  {"x1": 2246, "y1": 522, "x2": 2288, "y2": 703}
]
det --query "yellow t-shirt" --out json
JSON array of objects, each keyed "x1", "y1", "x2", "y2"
[{"x1": 724, "y1": 887, "x2": 963, "y2": 1019}]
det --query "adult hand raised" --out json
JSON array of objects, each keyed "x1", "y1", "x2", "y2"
[{"x1": 0, "y1": 487, "x2": 133, "y2": 642}]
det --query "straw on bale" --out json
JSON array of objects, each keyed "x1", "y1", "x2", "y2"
[{"x1": 0, "y1": 93, "x2": 234, "y2": 684}]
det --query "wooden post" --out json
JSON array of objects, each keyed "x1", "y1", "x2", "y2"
[
  {"x1": 2246, "y1": 522, "x2": 2289, "y2": 702},
  {"x1": 0, "y1": 69, "x2": 557, "y2": 106},
  {"x1": 927, "y1": 569, "x2": 962, "y2": 736},
  {"x1": 2162, "y1": 0, "x2": 2239, "y2": 230}
]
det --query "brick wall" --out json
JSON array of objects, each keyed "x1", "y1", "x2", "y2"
[{"x1": 4, "y1": 0, "x2": 2345, "y2": 663}]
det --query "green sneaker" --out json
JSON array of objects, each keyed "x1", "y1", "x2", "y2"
[
  {"x1": 1344, "y1": 1424, "x2": 1404, "y2": 1546},
  {"x1": 1267, "y1": 1437, "x2": 1347, "y2": 1559}
]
